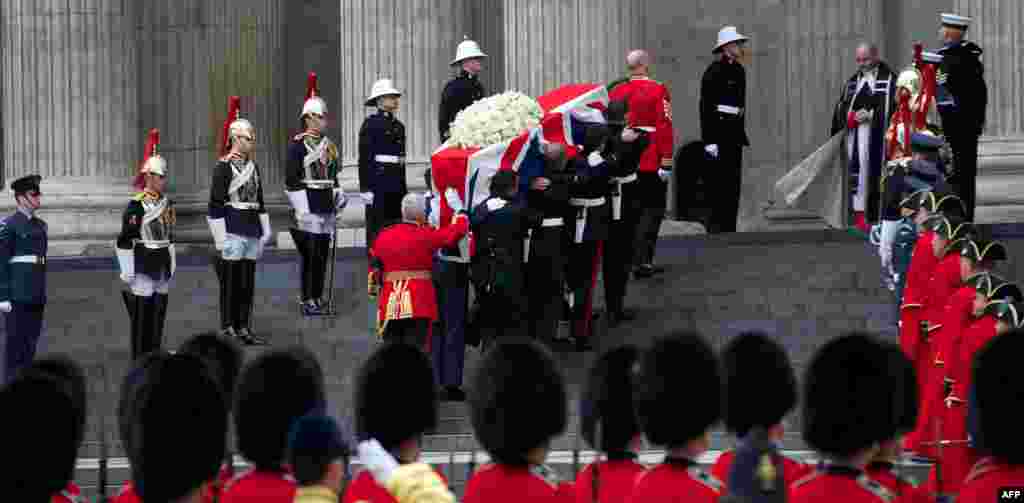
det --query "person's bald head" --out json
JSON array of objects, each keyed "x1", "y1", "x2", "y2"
[{"x1": 627, "y1": 50, "x2": 650, "y2": 76}]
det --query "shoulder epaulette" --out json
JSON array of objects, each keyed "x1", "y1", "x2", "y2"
[
  {"x1": 686, "y1": 466, "x2": 723, "y2": 493},
  {"x1": 857, "y1": 474, "x2": 895, "y2": 502},
  {"x1": 791, "y1": 470, "x2": 822, "y2": 489}
]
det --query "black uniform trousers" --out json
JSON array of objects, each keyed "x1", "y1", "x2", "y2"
[
  {"x1": 4, "y1": 302, "x2": 45, "y2": 383},
  {"x1": 708, "y1": 144, "x2": 744, "y2": 233},
  {"x1": 476, "y1": 262, "x2": 528, "y2": 344},
  {"x1": 525, "y1": 226, "x2": 566, "y2": 341},
  {"x1": 946, "y1": 130, "x2": 979, "y2": 222},
  {"x1": 290, "y1": 229, "x2": 331, "y2": 302},
  {"x1": 603, "y1": 187, "x2": 638, "y2": 315},
  {"x1": 383, "y1": 318, "x2": 429, "y2": 350},
  {"x1": 626, "y1": 172, "x2": 667, "y2": 266}
]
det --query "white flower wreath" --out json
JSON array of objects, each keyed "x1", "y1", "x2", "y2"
[{"x1": 448, "y1": 91, "x2": 543, "y2": 148}]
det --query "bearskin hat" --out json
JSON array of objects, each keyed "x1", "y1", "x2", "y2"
[
  {"x1": 118, "y1": 351, "x2": 171, "y2": 460},
  {"x1": 179, "y1": 332, "x2": 244, "y2": 404},
  {"x1": 721, "y1": 332, "x2": 797, "y2": 437},
  {"x1": 355, "y1": 342, "x2": 438, "y2": 451},
  {"x1": 235, "y1": 346, "x2": 326, "y2": 469},
  {"x1": 580, "y1": 345, "x2": 641, "y2": 452},
  {"x1": 880, "y1": 341, "x2": 919, "y2": 437},
  {"x1": 469, "y1": 338, "x2": 567, "y2": 465},
  {"x1": 24, "y1": 356, "x2": 87, "y2": 452},
  {"x1": 0, "y1": 371, "x2": 80, "y2": 501},
  {"x1": 802, "y1": 333, "x2": 895, "y2": 457},
  {"x1": 973, "y1": 330, "x2": 1024, "y2": 464},
  {"x1": 130, "y1": 353, "x2": 228, "y2": 502},
  {"x1": 634, "y1": 331, "x2": 720, "y2": 448}
]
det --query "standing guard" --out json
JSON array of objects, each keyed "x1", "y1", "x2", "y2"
[
  {"x1": 208, "y1": 96, "x2": 272, "y2": 346},
  {"x1": 286, "y1": 73, "x2": 346, "y2": 316},
  {"x1": 0, "y1": 174, "x2": 47, "y2": 384},
  {"x1": 439, "y1": 37, "x2": 487, "y2": 143},
  {"x1": 359, "y1": 79, "x2": 407, "y2": 251},
  {"x1": 116, "y1": 129, "x2": 176, "y2": 360},
  {"x1": 934, "y1": 13, "x2": 987, "y2": 222}
]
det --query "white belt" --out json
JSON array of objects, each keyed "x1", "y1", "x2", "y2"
[
  {"x1": 569, "y1": 197, "x2": 605, "y2": 207},
  {"x1": 228, "y1": 202, "x2": 260, "y2": 210},
  {"x1": 374, "y1": 155, "x2": 405, "y2": 164},
  {"x1": 611, "y1": 173, "x2": 637, "y2": 184},
  {"x1": 302, "y1": 179, "x2": 334, "y2": 188},
  {"x1": 717, "y1": 105, "x2": 743, "y2": 115},
  {"x1": 134, "y1": 239, "x2": 171, "y2": 249},
  {"x1": 541, "y1": 217, "x2": 564, "y2": 227},
  {"x1": 9, "y1": 255, "x2": 45, "y2": 265}
]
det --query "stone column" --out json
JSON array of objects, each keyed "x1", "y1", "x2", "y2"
[
  {"x1": 502, "y1": 0, "x2": 644, "y2": 97},
  {"x1": 1, "y1": 0, "x2": 139, "y2": 247},
  {"x1": 137, "y1": 0, "x2": 287, "y2": 243}
]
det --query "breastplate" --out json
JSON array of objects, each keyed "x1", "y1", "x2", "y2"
[
  {"x1": 229, "y1": 162, "x2": 260, "y2": 204},
  {"x1": 140, "y1": 198, "x2": 171, "y2": 242}
]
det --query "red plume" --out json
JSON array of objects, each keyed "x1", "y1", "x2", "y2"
[
  {"x1": 913, "y1": 43, "x2": 923, "y2": 68},
  {"x1": 305, "y1": 72, "x2": 318, "y2": 100},
  {"x1": 220, "y1": 96, "x2": 242, "y2": 157},
  {"x1": 135, "y1": 128, "x2": 161, "y2": 190}
]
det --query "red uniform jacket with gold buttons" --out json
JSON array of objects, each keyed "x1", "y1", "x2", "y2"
[
  {"x1": 625, "y1": 459, "x2": 722, "y2": 503},
  {"x1": 608, "y1": 77, "x2": 674, "y2": 173},
  {"x1": 221, "y1": 469, "x2": 297, "y2": 503},
  {"x1": 865, "y1": 462, "x2": 930, "y2": 503},
  {"x1": 900, "y1": 230, "x2": 938, "y2": 360},
  {"x1": 790, "y1": 466, "x2": 897, "y2": 503},
  {"x1": 573, "y1": 458, "x2": 646, "y2": 503},
  {"x1": 463, "y1": 464, "x2": 575, "y2": 503}
]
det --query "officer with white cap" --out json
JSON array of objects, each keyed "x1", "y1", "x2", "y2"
[
  {"x1": 701, "y1": 26, "x2": 751, "y2": 234},
  {"x1": 358, "y1": 79, "x2": 407, "y2": 253},
  {"x1": 439, "y1": 37, "x2": 486, "y2": 143},
  {"x1": 934, "y1": 12, "x2": 986, "y2": 222}
]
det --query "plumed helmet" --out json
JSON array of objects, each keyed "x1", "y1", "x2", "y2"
[
  {"x1": 0, "y1": 371, "x2": 81, "y2": 501},
  {"x1": 178, "y1": 332, "x2": 244, "y2": 405},
  {"x1": 355, "y1": 342, "x2": 438, "y2": 451},
  {"x1": 580, "y1": 345, "x2": 642, "y2": 452},
  {"x1": 721, "y1": 332, "x2": 797, "y2": 437},
  {"x1": 235, "y1": 347, "x2": 326, "y2": 470},
  {"x1": 136, "y1": 128, "x2": 167, "y2": 190},
  {"x1": 301, "y1": 72, "x2": 327, "y2": 118},
  {"x1": 972, "y1": 330, "x2": 1024, "y2": 463},
  {"x1": 130, "y1": 354, "x2": 228, "y2": 503},
  {"x1": 469, "y1": 338, "x2": 567, "y2": 465},
  {"x1": 634, "y1": 332, "x2": 720, "y2": 447},
  {"x1": 896, "y1": 67, "x2": 923, "y2": 97},
  {"x1": 802, "y1": 333, "x2": 895, "y2": 457},
  {"x1": 220, "y1": 96, "x2": 256, "y2": 157}
]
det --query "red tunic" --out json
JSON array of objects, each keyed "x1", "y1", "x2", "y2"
[
  {"x1": 221, "y1": 469, "x2": 297, "y2": 503},
  {"x1": 53, "y1": 482, "x2": 82, "y2": 503},
  {"x1": 463, "y1": 464, "x2": 575, "y2": 503},
  {"x1": 900, "y1": 230, "x2": 938, "y2": 362},
  {"x1": 959, "y1": 457, "x2": 1024, "y2": 503},
  {"x1": 342, "y1": 468, "x2": 449, "y2": 503},
  {"x1": 710, "y1": 449, "x2": 812, "y2": 492},
  {"x1": 789, "y1": 468, "x2": 898, "y2": 503},
  {"x1": 625, "y1": 460, "x2": 722, "y2": 503},
  {"x1": 111, "y1": 483, "x2": 140, "y2": 503},
  {"x1": 865, "y1": 462, "x2": 930, "y2": 503},
  {"x1": 370, "y1": 216, "x2": 468, "y2": 324},
  {"x1": 608, "y1": 77, "x2": 674, "y2": 173},
  {"x1": 573, "y1": 459, "x2": 646, "y2": 503}
]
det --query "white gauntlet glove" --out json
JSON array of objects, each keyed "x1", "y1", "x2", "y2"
[
  {"x1": 259, "y1": 213, "x2": 272, "y2": 246},
  {"x1": 207, "y1": 217, "x2": 227, "y2": 251},
  {"x1": 879, "y1": 220, "x2": 899, "y2": 270},
  {"x1": 357, "y1": 439, "x2": 400, "y2": 485},
  {"x1": 0, "y1": 301, "x2": 12, "y2": 313},
  {"x1": 705, "y1": 144, "x2": 719, "y2": 158},
  {"x1": 116, "y1": 248, "x2": 135, "y2": 284}
]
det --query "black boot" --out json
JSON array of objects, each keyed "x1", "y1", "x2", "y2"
[
  {"x1": 149, "y1": 292, "x2": 168, "y2": 354},
  {"x1": 291, "y1": 228, "x2": 318, "y2": 315},
  {"x1": 235, "y1": 260, "x2": 268, "y2": 346},
  {"x1": 135, "y1": 294, "x2": 155, "y2": 358},
  {"x1": 312, "y1": 234, "x2": 330, "y2": 309},
  {"x1": 122, "y1": 290, "x2": 139, "y2": 360},
  {"x1": 219, "y1": 259, "x2": 235, "y2": 337}
]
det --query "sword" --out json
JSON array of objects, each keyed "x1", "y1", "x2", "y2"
[{"x1": 323, "y1": 216, "x2": 339, "y2": 316}]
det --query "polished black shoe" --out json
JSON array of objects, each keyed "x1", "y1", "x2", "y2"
[
  {"x1": 647, "y1": 263, "x2": 666, "y2": 275},
  {"x1": 441, "y1": 386, "x2": 466, "y2": 402},
  {"x1": 236, "y1": 327, "x2": 269, "y2": 346}
]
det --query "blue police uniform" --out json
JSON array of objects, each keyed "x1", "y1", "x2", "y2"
[
  {"x1": 0, "y1": 175, "x2": 48, "y2": 383},
  {"x1": 358, "y1": 110, "x2": 407, "y2": 249}
]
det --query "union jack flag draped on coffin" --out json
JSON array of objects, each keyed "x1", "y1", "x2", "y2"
[{"x1": 429, "y1": 83, "x2": 609, "y2": 259}]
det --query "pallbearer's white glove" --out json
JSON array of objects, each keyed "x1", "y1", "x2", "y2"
[{"x1": 705, "y1": 144, "x2": 719, "y2": 158}]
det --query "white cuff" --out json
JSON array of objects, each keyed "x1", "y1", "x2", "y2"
[
  {"x1": 286, "y1": 189, "x2": 310, "y2": 216},
  {"x1": 880, "y1": 219, "x2": 899, "y2": 251},
  {"x1": 116, "y1": 247, "x2": 134, "y2": 278},
  {"x1": 259, "y1": 213, "x2": 272, "y2": 238},
  {"x1": 207, "y1": 217, "x2": 226, "y2": 245}
]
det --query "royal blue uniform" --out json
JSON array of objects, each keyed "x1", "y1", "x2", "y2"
[
  {"x1": 358, "y1": 110, "x2": 407, "y2": 248},
  {"x1": 0, "y1": 209, "x2": 48, "y2": 383}
]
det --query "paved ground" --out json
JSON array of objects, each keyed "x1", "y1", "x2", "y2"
[{"x1": 16, "y1": 222, "x2": 1024, "y2": 499}]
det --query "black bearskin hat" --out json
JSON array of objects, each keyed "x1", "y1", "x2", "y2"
[
  {"x1": 634, "y1": 331, "x2": 720, "y2": 447},
  {"x1": 179, "y1": 332, "x2": 244, "y2": 404},
  {"x1": 130, "y1": 353, "x2": 228, "y2": 503},
  {"x1": 972, "y1": 329, "x2": 1024, "y2": 464},
  {"x1": 118, "y1": 351, "x2": 170, "y2": 460},
  {"x1": 803, "y1": 333, "x2": 895, "y2": 457},
  {"x1": 25, "y1": 356, "x2": 88, "y2": 454},
  {"x1": 469, "y1": 338, "x2": 567, "y2": 465},
  {"x1": 880, "y1": 341, "x2": 919, "y2": 437},
  {"x1": 235, "y1": 347, "x2": 325, "y2": 469},
  {"x1": 721, "y1": 332, "x2": 797, "y2": 436},
  {"x1": 0, "y1": 371, "x2": 80, "y2": 502},
  {"x1": 580, "y1": 345, "x2": 641, "y2": 452},
  {"x1": 355, "y1": 342, "x2": 438, "y2": 451}
]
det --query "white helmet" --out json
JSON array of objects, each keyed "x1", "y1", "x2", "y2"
[
  {"x1": 221, "y1": 96, "x2": 256, "y2": 156},
  {"x1": 713, "y1": 26, "x2": 750, "y2": 53},
  {"x1": 301, "y1": 72, "x2": 327, "y2": 118},
  {"x1": 140, "y1": 128, "x2": 167, "y2": 177},
  {"x1": 365, "y1": 79, "x2": 402, "y2": 107},
  {"x1": 451, "y1": 37, "x2": 487, "y2": 66}
]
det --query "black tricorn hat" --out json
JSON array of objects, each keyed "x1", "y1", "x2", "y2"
[
  {"x1": 958, "y1": 239, "x2": 1009, "y2": 264},
  {"x1": 604, "y1": 100, "x2": 629, "y2": 126},
  {"x1": 0, "y1": 370, "x2": 80, "y2": 501},
  {"x1": 721, "y1": 332, "x2": 798, "y2": 437},
  {"x1": 803, "y1": 333, "x2": 895, "y2": 457},
  {"x1": 130, "y1": 354, "x2": 228, "y2": 503},
  {"x1": 634, "y1": 331, "x2": 720, "y2": 448},
  {"x1": 973, "y1": 330, "x2": 1024, "y2": 463},
  {"x1": 988, "y1": 281, "x2": 1024, "y2": 304},
  {"x1": 469, "y1": 338, "x2": 567, "y2": 465},
  {"x1": 355, "y1": 342, "x2": 438, "y2": 451},
  {"x1": 935, "y1": 193, "x2": 967, "y2": 218},
  {"x1": 178, "y1": 332, "x2": 244, "y2": 405},
  {"x1": 984, "y1": 300, "x2": 1024, "y2": 328},
  {"x1": 580, "y1": 345, "x2": 642, "y2": 452},
  {"x1": 235, "y1": 347, "x2": 325, "y2": 470}
]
